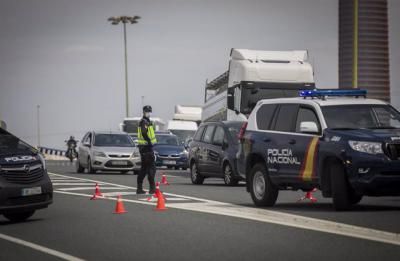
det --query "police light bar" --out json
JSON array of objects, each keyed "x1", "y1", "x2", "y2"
[{"x1": 299, "y1": 89, "x2": 367, "y2": 98}]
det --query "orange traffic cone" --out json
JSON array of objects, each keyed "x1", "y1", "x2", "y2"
[
  {"x1": 114, "y1": 195, "x2": 127, "y2": 214},
  {"x1": 155, "y1": 191, "x2": 167, "y2": 211},
  {"x1": 298, "y1": 188, "x2": 317, "y2": 203},
  {"x1": 161, "y1": 174, "x2": 170, "y2": 185},
  {"x1": 90, "y1": 183, "x2": 103, "y2": 200}
]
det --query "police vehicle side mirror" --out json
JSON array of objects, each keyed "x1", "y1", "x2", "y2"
[{"x1": 300, "y1": 122, "x2": 319, "y2": 134}]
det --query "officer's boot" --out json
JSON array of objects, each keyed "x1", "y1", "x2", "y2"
[
  {"x1": 136, "y1": 183, "x2": 146, "y2": 194},
  {"x1": 148, "y1": 180, "x2": 156, "y2": 195}
]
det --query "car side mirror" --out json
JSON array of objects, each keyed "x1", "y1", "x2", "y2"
[
  {"x1": 300, "y1": 122, "x2": 319, "y2": 134},
  {"x1": 83, "y1": 141, "x2": 91, "y2": 147},
  {"x1": 222, "y1": 141, "x2": 229, "y2": 150}
]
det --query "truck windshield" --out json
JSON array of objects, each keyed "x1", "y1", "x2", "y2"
[
  {"x1": 240, "y1": 82, "x2": 315, "y2": 114},
  {"x1": 94, "y1": 134, "x2": 135, "y2": 147},
  {"x1": 322, "y1": 105, "x2": 400, "y2": 129},
  {"x1": 0, "y1": 130, "x2": 36, "y2": 155},
  {"x1": 169, "y1": 130, "x2": 196, "y2": 145},
  {"x1": 123, "y1": 120, "x2": 139, "y2": 134}
]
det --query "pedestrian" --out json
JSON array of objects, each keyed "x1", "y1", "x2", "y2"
[{"x1": 136, "y1": 105, "x2": 157, "y2": 194}]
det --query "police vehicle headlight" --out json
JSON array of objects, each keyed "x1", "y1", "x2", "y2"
[
  {"x1": 348, "y1": 141, "x2": 383, "y2": 155},
  {"x1": 39, "y1": 153, "x2": 46, "y2": 170},
  {"x1": 93, "y1": 151, "x2": 107, "y2": 158}
]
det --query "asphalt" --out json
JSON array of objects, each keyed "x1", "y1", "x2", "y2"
[{"x1": 0, "y1": 161, "x2": 399, "y2": 261}]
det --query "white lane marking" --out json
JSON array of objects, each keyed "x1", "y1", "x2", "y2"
[
  {"x1": 57, "y1": 187, "x2": 129, "y2": 191},
  {"x1": 48, "y1": 173, "x2": 400, "y2": 246},
  {"x1": 50, "y1": 179, "x2": 87, "y2": 182},
  {"x1": 102, "y1": 192, "x2": 137, "y2": 196},
  {"x1": 0, "y1": 233, "x2": 85, "y2": 261},
  {"x1": 52, "y1": 183, "x2": 99, "y2": 186},
  {"x1": 138, "y1": 197, "x2": 190, "y2": 202}
]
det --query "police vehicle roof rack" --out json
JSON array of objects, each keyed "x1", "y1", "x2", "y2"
[{"x1": 299, "y1": 89, "x2": 367, "y2": 100}]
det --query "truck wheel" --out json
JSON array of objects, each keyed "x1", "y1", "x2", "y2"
[
  {"x1": 223, "y1": 163, "x2": 239, "y2": 186},
  {"x1": 76, "y1": 160, "x2": 84, "y2": 173},
  {"x1": 4, "y1": 211, "x2": 35, "y2": 223},
  {"x1": 330, "y1": 162, "x2": 357, "y2": 211},
  {"x1": 250, "y1": 163, "x2": 278, "y2": 207},
  {"x1": 190, "y1": 162, "x2": 204, "y2": 185},
  {"x1": 87, "y1": 157, "x2": 95, "y2": 174}
]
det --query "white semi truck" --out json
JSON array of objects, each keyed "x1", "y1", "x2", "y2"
[
  {"x1": 202, "y1": 49, "x2": 316, "y2": 122},
  {"x1": 167, "y1": 105, "x2": 202, "y2": 145}
]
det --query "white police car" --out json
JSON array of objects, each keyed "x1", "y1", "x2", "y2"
[{"x1": 237, "y1": 89, "x2": 400, "y2": 210}]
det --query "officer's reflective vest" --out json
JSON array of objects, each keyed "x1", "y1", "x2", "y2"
[{"x1": 137, "y1": 122, "x2": 157, "y2": 145}]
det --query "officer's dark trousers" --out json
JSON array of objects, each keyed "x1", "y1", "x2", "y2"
[{"x1": 137, "y1": 147, "x2": 156, "y2": 188}]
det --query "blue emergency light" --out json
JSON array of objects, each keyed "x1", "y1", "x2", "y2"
[{"x1": 299, "y1": 89, "x2": 367, "y2": 99}]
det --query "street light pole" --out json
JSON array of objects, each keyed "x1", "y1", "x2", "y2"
[
  {"x1": 108, "y1": 15, "x2": 141, "y2": 118},
  {"x1": 37, "y1": 105, "x2": 41, "y2": 147}
]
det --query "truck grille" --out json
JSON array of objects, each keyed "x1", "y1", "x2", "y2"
[
  {"x1": 385, "y1": 143, "x2": 400, "y2": 160},
  {"x1": 0, "y1": 163, "x2": 44, "y2": 184}
]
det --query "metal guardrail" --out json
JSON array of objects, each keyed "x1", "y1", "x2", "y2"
[{"x1": 38, "y1": 146, "x2": 66, "y2": 156}]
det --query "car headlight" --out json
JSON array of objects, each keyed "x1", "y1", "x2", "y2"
[
  {"x1": 180, "y1": 150, "x2": 189, "y2": 157},
  {"x1": 93, "y1": 151, "x2": 107, "y2": 157},
  {"x1": 39, "y1": 153, "x2": 46, "y2": 170},
  {"x1": 348, "y1": 141, "x2": 383, "y2": 155},
  {"x1": 132, "y1": 151, "x2": 140, "y2": 158}
]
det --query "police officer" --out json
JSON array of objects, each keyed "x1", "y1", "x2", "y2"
[{"x1": 136, "y1": 105, "x2": 157, "y2": 194}]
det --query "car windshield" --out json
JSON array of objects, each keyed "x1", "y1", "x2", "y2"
[
  {"x1": 156, "y1": 135, "x2": 179, "y2": 146},
  {"x1": 94, "y1": 134, "x2": 135, "y2": 147},
  {"x1": 322, "y1": 105, "x2": 400, "y2": 129},
  {"x1": 0, "y1": 130, "x2": 36, "y2": 155}
]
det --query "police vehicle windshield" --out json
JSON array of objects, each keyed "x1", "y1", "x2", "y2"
[
  {"x1": 156, "y1": 135, "x2": 179, "y2": 146},
  {"x1": 0, "y1": 129, "x2": 37, "y2": 155},
  {"x1": 322, "y1": 105, "x2": 400, "y2": 129},
  {"x1": 93, "y1": 134, "x2": 135, "y2": 147}
]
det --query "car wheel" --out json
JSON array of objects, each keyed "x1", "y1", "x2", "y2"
[
  {"x1": 133, "y1": 170, "x2": 140, "y2": 175},
  {"x1": 249, "y1": 163, "x2": 278, "y2": 207},
  {"x1": 167, "y1": 166, "x2": 173, "y2": 169},
  {"x1": 76, "y1": 159, "x2": 84, "y2": 173},
  {"x1": 121, "y1": 170, "x2": 129, "y2": 174},
  {"x1": 87, "y1": 157, "x2": 95, "y2": 174},
  {"x1": 190, "y1": 162, "x2": 204, "y2": 185},
  {"x1": 182, "y1": 167, "x2": 188, "y2": 171},
  {"x1": 174, "y1": 166, "x2": 180, "y2": 170},
  {"x1": 223, "y1": 163, "x2": 239, "y2": 186},
  {"x1": 4, "y1": 211, "x2": 35, "y2": 223},
  {"x1": 330, "y1": 161, "x2": 357, "y2": 211}
]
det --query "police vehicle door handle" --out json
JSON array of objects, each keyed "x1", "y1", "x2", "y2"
[{"x1": 288, "y1": 139, "x2": 296, "y2": 145}]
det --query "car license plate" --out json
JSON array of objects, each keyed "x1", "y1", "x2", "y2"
[
  {"x1": 113, "y1": 161, "x2": 128, "y2": 166},
  {"x1": 22, "y1": 187, "x2": 42, "y2": 196},
  {"x1": 163, "y1": 160, "x2": 176, "y2": 165}
]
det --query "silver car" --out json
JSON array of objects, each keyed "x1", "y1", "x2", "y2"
[{"x1": 76, "y1": 131, "x2": 141, "y2": 174}]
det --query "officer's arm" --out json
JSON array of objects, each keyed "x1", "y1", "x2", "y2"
[{"x1": 141, "y1": 121, "x2": 152, "y2": 146}]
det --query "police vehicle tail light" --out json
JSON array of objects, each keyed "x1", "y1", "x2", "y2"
[
  {"x1": 299, "y1": 89, "x2": 367, "y2": 99},
  {"x1": 238, "y1": 122, "x2": 248, "y2": 140},
  {"x1": 348, "y1": 140, "x2": 383, "y2": 155}
]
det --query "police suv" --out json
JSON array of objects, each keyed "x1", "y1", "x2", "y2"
[
  {"x1": 237, "y1": 89, "x2": 400, "y2": 210},
  {"x1": 0, "y1": 128, "x2": 53, "y2": 222}
]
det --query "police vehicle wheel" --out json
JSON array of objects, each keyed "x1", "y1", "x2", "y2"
[
  {"x1": 250, "y1": 164, "x2": 278, "y2": 207},
  {"x1": 190, "y1": 162, "x2": 204, "y2": 185},
  {"x1": 223, "y1": 163, "x2": 238, "y2": 186},
  {"x1": 4, "y1": 210, "x2": 35, "y2": 223},
  {"x1": 76, "y1": 160, "x2": 84, "y2": 173},
  {"x1": 87, "y1": 157, "x2": 95, "y2": 174},
  {"x1": 330, "y1": 162, "x2": 354, "y2": 211}
]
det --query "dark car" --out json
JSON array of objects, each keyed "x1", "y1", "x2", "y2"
[
  {"x1": 188, "y1": 121, "x2": 244, "y2": 186},
  {"x1": 0, "y1": 128, "x2": 53, "y2": 222},
  {"x1": 154, "y1": 134, "x2": 189, "y2": 170}
]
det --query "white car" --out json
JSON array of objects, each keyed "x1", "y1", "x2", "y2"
[{"x1": 76, "y1": 131, "x2": 141, "y2": 174}]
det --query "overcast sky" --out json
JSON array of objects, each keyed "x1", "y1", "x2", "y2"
[{"x1": 0, "y1": 0, "x2": 398, "y2": 149}]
